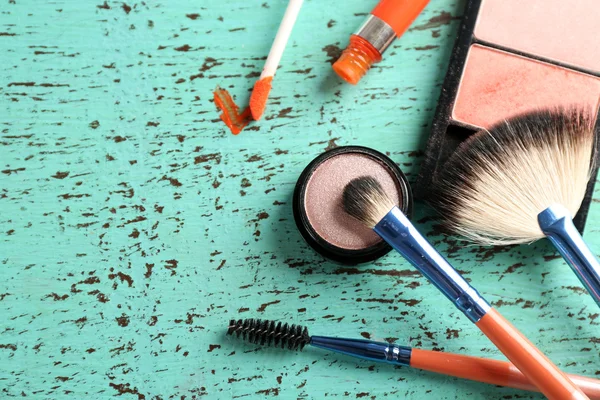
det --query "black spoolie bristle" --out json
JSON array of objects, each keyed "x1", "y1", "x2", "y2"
[
  {"x1": 342, "y1": 176, "x2": 396, "y2": 229},
  {"x1": 227, "y1": 318, "x2": 311, "y2": 351}
]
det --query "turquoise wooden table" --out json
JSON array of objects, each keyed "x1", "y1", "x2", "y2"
[{"x1": 2, "y1": 0, "x2": 599, "y2": 398}]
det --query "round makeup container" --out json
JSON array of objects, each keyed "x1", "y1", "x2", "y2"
[{"x1": 293, "y1": 146, "x2": 412, "y2": 264}]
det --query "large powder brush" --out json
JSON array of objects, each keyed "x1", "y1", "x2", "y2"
[{"x1": 433, "y1": 109, "x2": 600, "y2": 307}]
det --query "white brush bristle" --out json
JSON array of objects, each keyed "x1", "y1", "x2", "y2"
[{"x1": 435, "y1": 109, "x2": 596, "y2": 245}]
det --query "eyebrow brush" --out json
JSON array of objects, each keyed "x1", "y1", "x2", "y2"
[
  {"x1": 341, "y1": 176, "x2": 588, "y2": 399},
  {"x1": 227, "y1": 318, "x2": 600, "y2": 398}
]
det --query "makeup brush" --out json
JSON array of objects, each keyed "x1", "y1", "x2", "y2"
[
  {"x1": 227, "y1": 318, "x2": 600, "y2": 398},
  {"x1": 433, "y1": 109, "x2": 600, "y2": 307},
  {"x1": 341, "y1": 176, "x2": 587, "y2": 400},
  {"x1": 249, "y1": 0, "x2": 304, "y2": 121}
]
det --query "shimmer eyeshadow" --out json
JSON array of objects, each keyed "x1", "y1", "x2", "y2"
[
  {"x1": 304, "y1": 153, "x2": 399, "y2": 250},
  {"x1": 293, "y1": 146, "x2": 412, "y2": 265}
]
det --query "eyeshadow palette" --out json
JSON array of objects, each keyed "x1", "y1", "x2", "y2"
[{"x1": 417, "y1": 0, "x2": 600, "y2": 232}]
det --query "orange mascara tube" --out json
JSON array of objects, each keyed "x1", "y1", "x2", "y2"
[{"x1": 333, "y1": 0, "x2": 430, "y2": 84}]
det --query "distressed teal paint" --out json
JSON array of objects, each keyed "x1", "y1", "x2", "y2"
[{"x1": 1, "y1": 0, "x2": 599, "y2": 399}]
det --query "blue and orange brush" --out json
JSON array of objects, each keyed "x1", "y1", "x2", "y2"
[{"x1": 227, "y1": 318, "x2": 600, "y2": 398}]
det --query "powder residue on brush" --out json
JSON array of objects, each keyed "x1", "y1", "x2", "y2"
[
  {"x1": 249, "y1": 76, "x2": 273, "y2": 120},
  {"x1": 213, "y1": 87, "x2": 252, "y2": 135}
]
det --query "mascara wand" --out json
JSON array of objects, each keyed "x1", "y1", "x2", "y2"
[{"x1": 226, "y1": 318, "x2": 600, "y2": 398}]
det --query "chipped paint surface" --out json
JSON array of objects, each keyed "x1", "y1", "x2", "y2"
[{"x1": 1, "y1": 0, "x2": 599, "y2": 399}]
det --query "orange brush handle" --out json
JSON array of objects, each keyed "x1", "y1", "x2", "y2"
[
  {"x1": 474, "y1": 308, "x2": 588, "y2": 399},
  {"x1": 411, "y1": 348, "x2": 600, "y2": 399}
]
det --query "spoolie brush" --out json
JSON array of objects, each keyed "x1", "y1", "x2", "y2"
[
  {"x1": 341, "y1": 176, "x2": 587, "y2": 400},
  {"x1": 433, "y1": 109, "x2": 600, "y2": 307},
  {"x1": 226, "y1": 317, "x2": 600, "y2": 398},
  {"x1": 227, "y1": 318, "x2": 310, "y2": 350}
]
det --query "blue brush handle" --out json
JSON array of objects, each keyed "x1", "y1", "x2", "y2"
[
  {"x1": 310, "y1": 336, "x2": 412, "y2": 366},
  {"x1": 538, "y1": 204, "x2": 600, "y2": 308},
  {"x1": 374, "y1": 207, "x2": 490, "y2": 322}
]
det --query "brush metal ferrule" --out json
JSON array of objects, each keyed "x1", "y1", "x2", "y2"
[
  {"x1": 538, "y1": 204, "x2": 600, "y2": 308},
  {"x1": 374, "y1": 207, "x2": 490, "y2": 322},
  {"x1": 355, "y1": 15, "x2": 396, "y2": 54},
  {"x1": 310, "y1": 336, "x2": 411, "y2": 366}
]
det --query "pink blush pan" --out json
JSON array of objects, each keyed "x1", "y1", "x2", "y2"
[
  {"x1": 452, "y1": 45, "x2": 600, "y2": 129},
  {"x1": 474, "y1": 0, "x2": 600, "y2": 75}
]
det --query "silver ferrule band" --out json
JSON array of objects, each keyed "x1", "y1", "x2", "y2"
[
  {"x1": 375, "y1": 207, "x2": 491, "y2": 323},
  {"x1": 355, "y1": 15, "x2": 397, "y2": 54}
]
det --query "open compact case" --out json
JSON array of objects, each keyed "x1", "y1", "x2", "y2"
[{"x1": 416, "y1": 0, "x2": 600, "y2": 231}]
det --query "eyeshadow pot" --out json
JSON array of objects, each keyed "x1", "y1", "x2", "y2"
[{"x1": 293, "y1": 146, "x2": 412, "y2": 265}]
